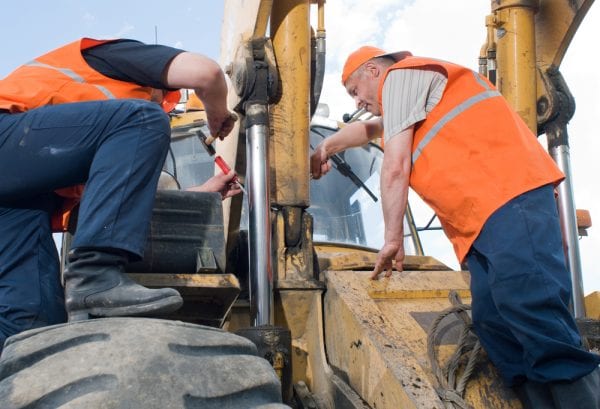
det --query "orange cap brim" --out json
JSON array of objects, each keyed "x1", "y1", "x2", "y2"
[{"x1": 341, "y1": 46, "x2": 411, "y2": 85}]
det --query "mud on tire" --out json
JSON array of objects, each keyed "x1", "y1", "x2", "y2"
[{"x1": 0, "y1": 318, "x2": 289, "y2": 409}]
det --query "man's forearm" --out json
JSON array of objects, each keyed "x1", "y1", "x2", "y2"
[
  {"x1": 194, "y1": 69, "x2": 228, "y2": 116},
  {"x1": 381, "y1": 166, "x2": 409, "y2": 245},
  {"x1": 323, "y1": 118, "x2": 383, "y2": 156},
  {"x1": 381, "y1": 127, "x2": 413, "y2": 245}
]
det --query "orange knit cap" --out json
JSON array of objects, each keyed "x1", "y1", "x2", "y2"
[{"x1": 341, "y1": 46, "x2": 412, "y2": 85}]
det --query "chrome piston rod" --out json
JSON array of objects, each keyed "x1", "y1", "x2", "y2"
[
  {"x1": 246, "y1": 103, "x2": 274, "y2": 326},
  {"x1": 550, "y1": 144, "x2": 586, "y2": 318}
]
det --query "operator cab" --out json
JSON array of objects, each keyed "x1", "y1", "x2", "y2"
[{"x1": 162, "y1": 111, "x2": 423, "y2": 257}]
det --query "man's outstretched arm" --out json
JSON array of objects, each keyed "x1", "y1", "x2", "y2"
[
  {"x1": 310, "y1": 118, "x2": 383, "y2": 179},
  {"x1": 371, "y1": 125, "x2": 414, "y2": 279}
]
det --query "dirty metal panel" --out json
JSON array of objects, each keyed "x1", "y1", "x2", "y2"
[
  {"x1": 325, "y1": 270, "x2": 444, "y2": 409},
  {"x1": 315, "y1": 244, "x2": 451, "y2": 272},
  {"x1": 324, "y1": 270, "x2": 522, "y2": 409},
  {"x1": 130, "y1": 273, "x2": 240, "y2": 327},
  {"x1": 367, "y1": 269, "x2": 471, "y2": 299}
]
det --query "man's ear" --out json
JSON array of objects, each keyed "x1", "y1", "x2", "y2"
[{"x1": 364, "y1": 61, "x2": 381, "y2": 78}]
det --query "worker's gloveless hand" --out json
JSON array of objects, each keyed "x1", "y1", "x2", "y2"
[
  {"x1": 207, "y1": 111, "x2": 237, "y2": 141},
  {"x1": 371, "y1": 241, "x2": 405, "y2": 280},
  {"x1": 186, "y1": 171, "x2": 242, "y2": 200},
  {"x1": 310, "y1": 143, "x2": 332, "y2": 180}
]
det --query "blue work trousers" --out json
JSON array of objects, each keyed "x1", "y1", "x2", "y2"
[
  {"x1": 0, "y1": 99, "x2": 170, "y2": 350},
  {"x1": 466, "y1": 184, "x2": 600, "y2": 386}
]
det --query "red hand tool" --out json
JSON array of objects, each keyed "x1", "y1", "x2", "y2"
[{"x1": 215, "y1": 155, "x2": 246, "y2": 194}]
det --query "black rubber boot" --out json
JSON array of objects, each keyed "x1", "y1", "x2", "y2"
[
  {"x1": 550, "y1": 367, "x2": 600, "y2": 409},
  {"x1": 64, "y1": 248, "x2": 183, "y2": 321}
]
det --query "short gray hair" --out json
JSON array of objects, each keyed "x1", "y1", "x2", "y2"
[{"x1": 355, "y1": 56, "x2": 395, "y2": 78}]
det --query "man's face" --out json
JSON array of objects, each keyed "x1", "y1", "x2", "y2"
[{"x1": 344, "y1": 62, "x2": 382, "y2": 116}]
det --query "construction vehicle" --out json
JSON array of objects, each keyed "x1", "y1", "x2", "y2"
[{"x1": 0, "y1": 1, "x2": 598, "y2": 408}]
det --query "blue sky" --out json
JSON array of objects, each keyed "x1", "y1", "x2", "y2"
[{"x1": 0, "y1": 1, "x2": 223, "y2": 77}]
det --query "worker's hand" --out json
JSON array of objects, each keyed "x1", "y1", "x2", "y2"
[
  {"x1": 207, "y1": 111, "x2": 237, "y2": 141},
  {"x1": 371, "y1": 241, "x2": 405, "y2": 280},
  {"x1": 310, "y1": 142, "x2": 332, "y2": 180},
  {"x1": 186, "y1": 171, "x2": 242, "y2": 200}
]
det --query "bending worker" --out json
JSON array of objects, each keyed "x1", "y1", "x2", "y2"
[
  {"x1": 310, "y1": 46, "x2": 599, "y2": 408},
  {"x1": 0, "y1": 38, "x2": 238, "y2": 349}
]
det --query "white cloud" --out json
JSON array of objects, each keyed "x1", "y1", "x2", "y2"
[
  {"x1": 101, "y1": 23, "x2": 135, "y2": 39},
  {"x1": 319, "y1": 0, "x2": 600, "y2": 294}
]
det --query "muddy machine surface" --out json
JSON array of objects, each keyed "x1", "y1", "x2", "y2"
[{"x1": 0, "y1": 1, "x2": 598, "y2": 408}]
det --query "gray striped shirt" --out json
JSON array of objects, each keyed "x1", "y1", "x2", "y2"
[{"x1": 382, "y1": 68, "x2": 447, "y2": 142}]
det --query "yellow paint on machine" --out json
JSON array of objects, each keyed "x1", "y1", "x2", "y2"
[
  {"x1": 585, "y1": 291, "x2": 600, "y2": 319},
  {"x1": 323, "y1": 270, "x2": 522, "y2": 408}
]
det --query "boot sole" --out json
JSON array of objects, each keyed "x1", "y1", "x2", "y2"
[{"x1": 68, "y1": 295, "x2": 183, "y2": 321}]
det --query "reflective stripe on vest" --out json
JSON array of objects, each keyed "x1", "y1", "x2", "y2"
[
  {"x1": 413, "y1": 76, "x2": 501, "y2": 163},
  {"x1": 24, "y1": 60, "x2": 116, "y2": 99},
  {"x1": 0, "y1": 38, "x2": 153, "y2": 113}
]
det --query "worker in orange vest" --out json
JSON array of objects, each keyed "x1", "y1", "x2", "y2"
[
  {"x1": 0, "y1": 38, "x2": 238, "y2": 350},
  {"x1": 310, "y1": 46, "x2": 599, "y2": 408}
]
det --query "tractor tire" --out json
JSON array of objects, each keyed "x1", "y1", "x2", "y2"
[{"x1": 0, "y1": 318, "x2": 289, "y2": 409}]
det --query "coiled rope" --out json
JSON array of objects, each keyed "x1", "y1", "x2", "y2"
[{"x1": 427, "y1": 291, "x2": 482, "y2": 409}]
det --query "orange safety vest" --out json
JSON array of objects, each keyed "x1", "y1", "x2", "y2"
[
  {"x1": 378, "y1": 57, "x2": 564, "y2": 261},
  {"x1": 0, "y1": 38, "x2": 179, "y2": 232}
]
